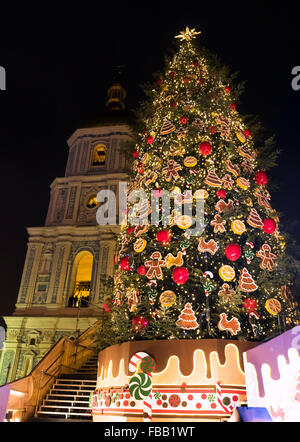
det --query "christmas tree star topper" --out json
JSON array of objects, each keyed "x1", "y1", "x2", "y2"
[{"x1": 175, "y1": 27, "x2": 201, "y2": 41}]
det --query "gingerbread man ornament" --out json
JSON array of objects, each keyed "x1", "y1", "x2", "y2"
[
  {"x1": 162, "y1": 159, "x2": 182, "y2": 181},
  {"x1": 256, "y1": 244, "x2": 277, "y2": 271},
  {"x1": 210, "y1": 214, "x2": 226, "y2": 233},
  {"x1": 144, "y1": 251, "x2": 166, "y2": 279}
]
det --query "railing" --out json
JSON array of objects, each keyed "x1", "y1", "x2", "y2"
[{"x1": 1, "y1": 320, "x2": 101, "y2": 422}]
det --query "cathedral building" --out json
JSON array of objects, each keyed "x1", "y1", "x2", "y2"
[{"x1": 0, "y1": 81, "x2": 133, "y2": 385}]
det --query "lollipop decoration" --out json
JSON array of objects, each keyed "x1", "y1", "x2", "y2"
[
  {"x1": 128, "y1": 352, "x2": 156, "y2": 421},
  {"x1": 244, "y1": 242, "x2": 254, "y2": 264},
  {"x1": 129, "y1": 372, "x2": 152, "y2": 400},
  {"x1": 203, "y1": 271, "x2": 214, "y2": 295}
]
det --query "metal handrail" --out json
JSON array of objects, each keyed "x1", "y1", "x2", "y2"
[{"x1": 29, "y1": 322, "x2": 101, "y2": 421}]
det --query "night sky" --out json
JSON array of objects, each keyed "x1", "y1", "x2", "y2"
[{"x1": 0, "y1": 2, "x2": 299, "y2": 316}]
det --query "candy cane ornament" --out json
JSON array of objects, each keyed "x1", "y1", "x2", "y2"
[
  {"x1": 249, "y1": 310, "x2": 260, "y2": 336},
  {"x1": 128, "y1": 352, "x2": 156, "y2": 422},
  {"x1": 129, "y1": 351, "x2": 150, "y2": 373}
]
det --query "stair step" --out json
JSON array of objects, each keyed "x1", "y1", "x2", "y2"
[
  {"x1": 59, "y1": 373, "x2": 97, "y2": 380},
  {"x1": 37, "y1": 411, "x2": 92, "y2": 420},
  {"x1": 56, "y1": 379, "x2": 96, "y2": 385},
  {"x1": 50, "y1": 390, "x2": 93, "y2": 397},
  {"x1": 30, "y1": 417, "x2": 92, "y2": 422},
  {"x1": 43, "y1": 397, "x2": 89, "y2": 406},
  {"x1": 40, "y1": 405, "x2": 91, "y2": 414},
  {"x1": 44, "y1": 400, "x2": 90, "y2": 407},
  {"x1": 52, "y1": 385, "x2": 95, "y2": 391},
  {"x1": 78, "y1": 367, "x2": 97, "y2": 370},
  {"x1": 47, "y1": 394, "x2": 77, "y2": 401},
  {"x1": 44, "y1": 397, "x2": 90, "y2": 404},
  {"x1": 50, "y1": 388, "x2": 91, "y2": 394}
]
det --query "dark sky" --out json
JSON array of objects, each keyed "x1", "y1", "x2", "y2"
[{"x1": 0, "y1": 2, "x2": 299, "y2": 315}]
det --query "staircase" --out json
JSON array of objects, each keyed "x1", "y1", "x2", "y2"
[{"x1": 33, "y1": 354, "x2": 98, "y2": 422}]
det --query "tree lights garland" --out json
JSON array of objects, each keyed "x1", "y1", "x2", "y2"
[{"x1": 109, "y1": 27, "x2": 296, "y2": 343}]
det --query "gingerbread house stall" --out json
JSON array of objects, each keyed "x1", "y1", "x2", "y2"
[{"x1": 91, "y1": 339, "x2": 257, "y2": 422}]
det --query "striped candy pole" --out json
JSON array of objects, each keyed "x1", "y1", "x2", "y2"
[
  {"x1": 249, "y1": 310, "x2": 260, "y2": 336},
  {"x1": 129, "y1": 351, "x2": 150, "y2": 374},
  {"x1": 129, "y1": 352, "x2": 156, "y2": 422},
  {"x1": 203, "y1": 271, "x2": 214, "y2": 334},
  {"x1": 216, "y1": 381, "x2": 234, "y2": 415},
  {"x1": 142, "y1": 392, "x2": 153, "y2": 422}
]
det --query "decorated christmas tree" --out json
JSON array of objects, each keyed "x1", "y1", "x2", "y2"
[{"x1": 104, "y1": 27, "x2": 299, "y2": 344}]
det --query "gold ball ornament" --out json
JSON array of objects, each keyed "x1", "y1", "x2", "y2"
[
  {"x1": 265, "y1": 298, "x2": 281, "y2": 316},
  {"x1": 159, "y1": 290, "x2": 177, "y2": 307},
  {"x1": 231, "y1": 219, "x2": 246, "y2": 235},
  {"x1": 236, "y1": 177, "x2": 250, "y2": 190},
  {"x1": 183, "y1": 156, "x2": 198, "y2": 167},
  {"x1": 236, "y1": 131, "x2": 246, "y2": 143},
  {"x1": 219, "y1": 265, "x2": 236, "y2": 281},
  {"x1": 194, "y1": 189, "x2": 209, "y2": 199},
  {"x1": 133, "y1": 238, "x2": 147, "y2": 253},
  {"x1": 176, "y1": 215, "x2": 193, "y2": 230},
  {"x1": 141, "y1": 153, "x2": 150, "y2": 165}
]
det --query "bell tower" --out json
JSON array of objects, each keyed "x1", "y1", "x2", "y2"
[{"x1": 0, "y1": 80, "x2": 133, "y2": 384}]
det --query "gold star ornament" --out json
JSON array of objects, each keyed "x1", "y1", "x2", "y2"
[{"x1": 175, "y1": 27, "x2": 201, "y2": 41}]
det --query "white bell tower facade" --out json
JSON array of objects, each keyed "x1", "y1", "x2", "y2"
[{"x1": 0, "y1": 81, "x2": 133, "y2": 384}]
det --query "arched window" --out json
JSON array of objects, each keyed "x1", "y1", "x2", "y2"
[
  {"x1": 86, "y1": 194, "x2": 98, "y2": 209},
  {"x1": 68, "y1": 251, "x2": 94, "y2": 307},
  {"x1": 92, "y1": 144, "x2": 107, "y2": 166}
]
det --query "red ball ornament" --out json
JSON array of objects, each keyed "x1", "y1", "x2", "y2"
[
  {"x1": 254, "y1": 171, "x2": 268, "y2": 185},
  {"x1": 217, "y1": 189, "x2": 227, "y2": 199},
  {"x1": 210, "y1": 126, "x2": 216, "y2": 134},
  {"x1": 132, "y1": 150, "x2": 139, "y2": 158},
  {"x1": 225, "y1": 243, "x2": 241, "y2": 261},
  {"x1": 225, "y1": 85, "x2": 231, "y2": 93},
  {"x1": 156, "y1": 78, "x2": 163, "y2": 86},
  {"x1": 263, "y1": 218, "x2": 276, "y2": 234},
  {"x1": 103, "y1": 303, "x2": 110, "y2": 312},
  {"x1": 172, "y1": 267, "x2": 189, "y2": 285},
  {"x1": 147, "y1": 136, "x2": 154, "y2": 144},
  {"x1": 230, "y1": 103, "x2": 237, "y2": 111},
  {"x1": 138, "y1": 164, "x2": 144, "y2": 174},
  {"x1": 180, "y1": 116, "x2": 188, "y2": 124},
  {"x1": 242, "y1": 298, "x2": 258, "y2": 312},
  {"x1": 170, "y1": 101, "x2": 177, "y2": 108},
  {"x1": 153, "y1": 189, "x2": 162, "y2": 198},
  {"x1": 137, "y1": 265, "x2": 147, "y2": 275},
  {"x1": 127, "y1": 226, "x2": 135, "y2": 234},
  {"x1": 199, "y1": 141, "x2": 212, "y2": 156},
  {"x1": 183, "y1": 76, "x2": 190, "y2": 83},
  {"x1": 132, "y1": 316, "x2": 148, "y2": 330},
  {"x1": 141, "y1": 317, "x2": 149, "y2": 327},
  {"x1": 120, "y1": 256, "x2": 130, "y2": 271},
  {"x1": 193, "y1": 60, "x2": 199, "y2": 67},
  {"x1": 169, "y1": 71, "x2": 176, "y2": 77},
  {"x1": 244, "y1": 129, "x2": 251, "y2": 138},
  {"x1": 156, "y1": 230, "x2": 171, "y2": 245}
]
